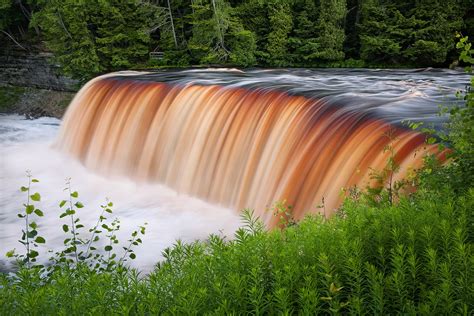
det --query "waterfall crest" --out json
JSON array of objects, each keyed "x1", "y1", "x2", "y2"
[{"x1": 57, "y1": 75, "x2": 441, "y2": 225}]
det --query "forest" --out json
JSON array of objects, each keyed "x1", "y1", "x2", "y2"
[{"x1": 1, "y1": 0, "x2": 473, "y2": 81}]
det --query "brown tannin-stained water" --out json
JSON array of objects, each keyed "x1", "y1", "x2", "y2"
[{"x1": 56, "y1": 68, "x2": 467, "y2": 226}]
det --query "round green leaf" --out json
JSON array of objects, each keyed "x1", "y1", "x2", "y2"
[{"x1": 30, "y1": 193, "x2": 41, "y2": 202}]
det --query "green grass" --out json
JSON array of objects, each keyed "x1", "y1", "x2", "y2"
[{"x1": 1, "y1": 187, "x2": 472, "y2": 314}]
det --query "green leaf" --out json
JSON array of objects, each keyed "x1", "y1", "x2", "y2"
[
  {"x1": 32, "y1": 179, "x2": 39, "y2": 183},
  {"x1": 62, "y1": 225, "x2": 69, "y2": 233},
  {"x1": 6, "y1": 249, "x2": 15, "y2": 258},
  {"x1": 108, "y1": 202, "x2": 113, "y2": 207},
  {"x1": 105, "y1": 245, "x2": 113, "y2": 251},
  {"x1": 34, "y1": 209, "x2": 44, "y2": 217},
  {"x1": 75, "y1": 202, "x2": 84, "y2": 208},
  {"x1": 26, "y1": 205, "x2": 34, "y2": 214},
  {"x1": 76, "y1": 224, "x2": 84, "y2": 229},
  {"x1": 29, "y1": 250, "x2": 39, "y2": 258},
  {"x1": 129, "y1": 253, "x2": 136, "y2": 259},
  {"x1": 71, "y1": 191, "x2": 79, "y2": 198},
  {"x1": 27, "y1": 230, "x2": 38, "y2": 238},
  {"x1": 29, "y1": 222, "x2": 37, "y2": 229},
  {"x1": 20, "y1": 186, "x2": 28, "y2": 192},
  {"x1": 59, "y1": 200, "x2": 67, "y2": 208},
  {"x1": 35, "y1": 236, "x2": 46, "y2": 244},
  {"x1": 30, "y1": 192, "x2": 41, "y2": 201},
  {"x1": 105, "y1": 208, "x2": 112, "y2": 213},
  {"x1": 59, "y1": 212, "x2": 68, "y2": 218}
]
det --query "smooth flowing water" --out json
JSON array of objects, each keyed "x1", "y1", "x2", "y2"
[{"x1": 0, "y1": 68, "x2": 469, "y2": 271}]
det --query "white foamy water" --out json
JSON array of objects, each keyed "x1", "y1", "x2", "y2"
[{"x1": 0, "y1": 114, "x2": 240, "y2": 272}]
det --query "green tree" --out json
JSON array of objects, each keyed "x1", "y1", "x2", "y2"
[
  {"x1": 187, "y1": 0, "x2": 257, "y2": 66},
  {"x1": 228, "y1": 26, "x2": 257, "y2": 66},
  {"x1": 358, "y1": 0, "x2": 404, "y2": 63},
  {"x1": 31, "y1": 0, "x2": 161, "y2": 81},
  {"x1": 188, "y1": 0, "x2": 232, "y2": 64},
  {"x1": 313, "y1": 0, "x2": 346, "y2": 61},
  {"x1": 265, "y1": 1, "x2": 293, "y2": 66},
  {"x1": 402, "y1": 0, "x2": 463, "y2": 66},
  {"x1": 359, "y1": 0, "x2": 463, "y2": 66},
  {"x1": 289, "y1": 0, "x2": 319, "y2": 65}
]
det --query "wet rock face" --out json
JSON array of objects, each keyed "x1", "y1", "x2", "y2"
[
  {"x1": 0, "y1": 45, "x2": 78, "y2": 118},
  {"x1": 0, "y1": 48, "x2": 79, "y2": 92}
]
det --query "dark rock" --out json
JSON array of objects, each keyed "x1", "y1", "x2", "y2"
[{"x1": 0, "y1": 45, "x2": 79, "y2": 92}]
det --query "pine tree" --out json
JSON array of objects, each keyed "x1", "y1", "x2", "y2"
[
  {"x1": 31, "y1": 0, "x2": 161, "y2": 80},
  {"x1": 265, "y1": 1, "x2": 293, "y2": 66},
  {"x1": 188, "y1": 0, "x2": 231, "y2": 64},
  {"x1": 313, "y1": 0, "x2": 346, "y2": 61}
]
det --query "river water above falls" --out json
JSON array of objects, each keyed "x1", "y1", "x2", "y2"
[{"x1": 0, "y1": 68, "x2": 469, "y2": 271}]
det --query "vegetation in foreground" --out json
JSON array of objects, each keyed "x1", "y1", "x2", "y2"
[
  {"x1": 0, "y1": 38, "x2": 473, "y2": 316},
  {"x1": 0, "y1": 188, "x2": 472, "y2": 314}
]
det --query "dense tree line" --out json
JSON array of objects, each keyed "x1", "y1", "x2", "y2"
[{"x1": 0, "y1": 0, "x2": 472, "y2": 80}]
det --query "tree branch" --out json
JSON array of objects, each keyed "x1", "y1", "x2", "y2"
[{"x1": 1, "y1": 30, "x2": 28, "y2": 51}]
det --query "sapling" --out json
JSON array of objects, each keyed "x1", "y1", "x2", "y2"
[
  {"x1": 269, "y1": 199, "x2": 296, "y2": 230},
  {"x1": 368, "y1": 128, "x2": 407, "y2": 206},
  {"x1": 6, "y1": 171, "x2": 46, "y2": 268},
  {"x1": 102, "y1": 217, "x2": 121, "y2": 271},
  {"x1": 58, "y1": 177, "x2": 84, "y2": 265},
  {"x1": 119, "y1": 223, "x2": 147, "y2": 264}
]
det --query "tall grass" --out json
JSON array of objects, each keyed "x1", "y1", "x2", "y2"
[{"x1": 1, "y1": 187, "x2": 472, "y2": 314}]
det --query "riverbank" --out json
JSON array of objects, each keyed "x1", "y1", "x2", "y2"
[{"x1": 0, "y1": 86, "x2": 74, "y2": 119}]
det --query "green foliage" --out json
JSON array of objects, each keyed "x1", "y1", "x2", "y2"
[
  {"x1": 358, "y1": 0, "x2": 463, "y2": 66},
  {"x1": 30, "y1": 0, "x2": 160, "y2": 81},
  {"x1": 8, "y1": 171, "x2": 46, "y2": 268},
  {"x1": 187, "y1": 0, "x2": 230, "y2": 64},
  {"x1": 265, "y1": 2, "x2": 292, "y2": 66},
  {"x1": 312, "y1": 0, "x2": 346, "y2": 61},
  {"x1": 1, "y1": 189, "x2": 472, "y2": 314},
  {"x1": 269, "y1": 199, "x2": 296, "y2": 229},
  {"x1": 409, "y1": 36, "x2": 474, "y2": 193},
  {"x1": 6, "y1": 176, "x2": 147, "y2": 276},
  {"x1": 228, "y1": 27, "x2": 257, "y2": 67}
]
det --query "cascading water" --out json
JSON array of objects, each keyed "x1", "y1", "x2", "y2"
[{"x1": 55, "y1": 69, "x2": 464, "y2": 225}]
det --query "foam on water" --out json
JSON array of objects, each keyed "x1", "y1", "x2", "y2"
[{"x1": 0, "y1": 114, "x2": 240, "y2": 272}]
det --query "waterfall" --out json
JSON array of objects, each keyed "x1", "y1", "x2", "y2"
[{"x1": 56, "y1": 72, "x2": 445, "y2": 225}]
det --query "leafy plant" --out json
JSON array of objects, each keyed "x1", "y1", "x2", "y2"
[
  {"x1": 269, "y1": 199, "x2": 296, "y2": 229},
  {"x1": 6, "y1": 176, "x2": 147, "y2": 276},
  {"x1": 6, "y1": 171, "x2": 46, "y2": 268}
]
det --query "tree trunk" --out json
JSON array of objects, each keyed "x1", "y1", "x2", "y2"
[
  {"x1": 167, "y1": 0, "x2": 178, "y2": 48},
  {"x1": 211, "y1": 0, "x2": 224, "y2": 49}
]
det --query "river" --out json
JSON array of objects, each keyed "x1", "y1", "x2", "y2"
[{"x1": 0, "y1": 68, "x2": 469, "y2": 272}]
